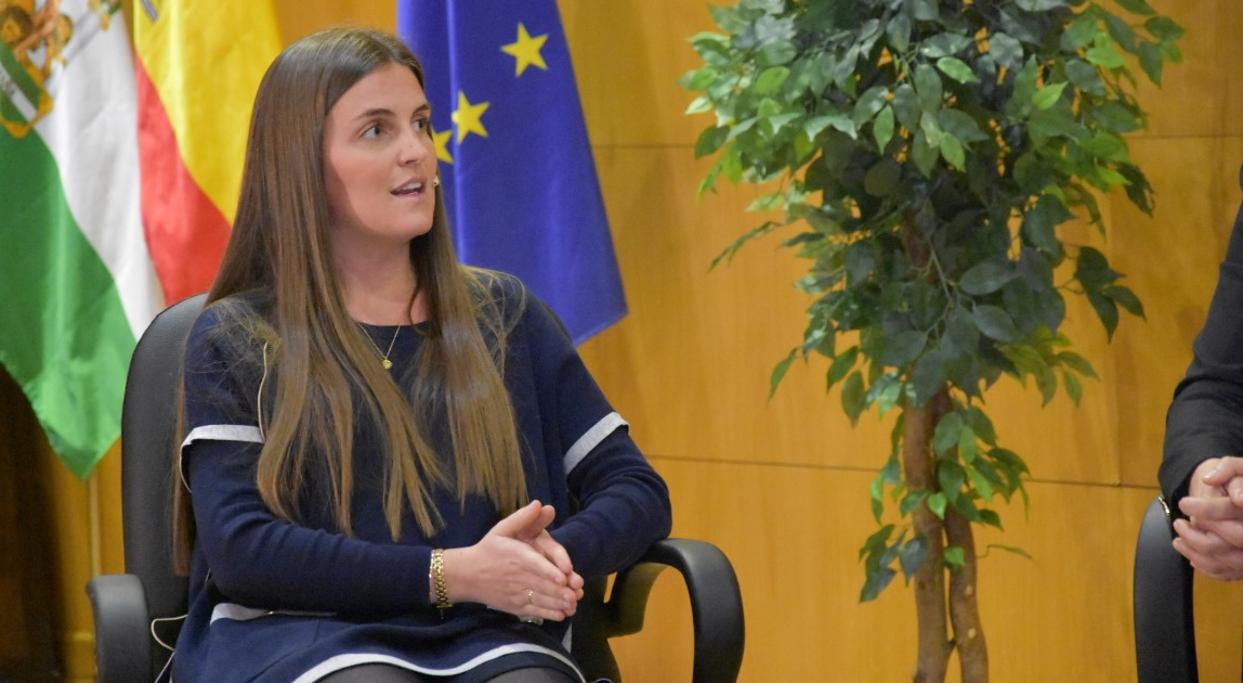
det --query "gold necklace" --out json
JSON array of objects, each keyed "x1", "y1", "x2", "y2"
[{"x1": 360, "y1": 324, "x2": 401, "y2": 370}]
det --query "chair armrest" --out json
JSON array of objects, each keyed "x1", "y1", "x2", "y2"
[
  {"x1": 87, "y1": 573, "x2": 152, "y2": 683},
  {"x1": 1133, "y1": 496, "x2": 1197, "y2": 683},
  {"x1": 608, "y1": 538, "x2": 744, "y2": 683}
]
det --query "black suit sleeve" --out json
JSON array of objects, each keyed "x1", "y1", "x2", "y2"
[{"x1": 1161, "y1": 171, "x2": 1243, "y2": 505}]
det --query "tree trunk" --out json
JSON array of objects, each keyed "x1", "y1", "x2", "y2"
[
  {"x1": 945, "y1": 508, "x2": 989, "y2": 682},
  {"x1": 901, "y1": 391, "x2": 952, "y2": 683}
]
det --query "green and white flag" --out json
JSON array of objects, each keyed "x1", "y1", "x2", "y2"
[{"x1": 0, "y1": 1, "x2": 162, "y2": 477}]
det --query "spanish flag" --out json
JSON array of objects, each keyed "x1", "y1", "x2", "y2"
[{"x1": 133, "y1": 0, "x2": 280, "y2": 304}]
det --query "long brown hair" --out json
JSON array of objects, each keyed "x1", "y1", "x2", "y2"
[{"x1": 173, "y1": 28, "x2": 526, "y2": 572}]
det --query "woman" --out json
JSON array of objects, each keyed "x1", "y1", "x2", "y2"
[{"x1": 171, "y1": 27, "x2": 671, "y2": 683}]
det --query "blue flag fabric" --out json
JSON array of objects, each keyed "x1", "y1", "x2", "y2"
[{"x1": 398, "y1": 1, "x2": 626, "y2": 344}]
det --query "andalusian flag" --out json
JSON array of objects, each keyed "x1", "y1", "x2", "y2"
[
  {"x1": 0, "y1": 0, "x2": 162, "y2": 477},
  {"x1": 133, "y1": 1, "x2": 280, "y2": 304}
]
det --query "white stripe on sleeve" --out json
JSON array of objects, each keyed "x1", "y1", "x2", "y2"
[{"x1": 563, "y1": 412, "x2": 628, "y2": 475}]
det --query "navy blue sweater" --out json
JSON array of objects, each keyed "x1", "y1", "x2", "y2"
[{"x1": 171, "y1": 277, "x2": 670, "y2": 682}]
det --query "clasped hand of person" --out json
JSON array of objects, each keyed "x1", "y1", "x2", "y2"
[
  {"x1": 440, "y1": 501, "x2": 585, "y2": 620},
  {"x1": 1174, "y1": 456, "x2": 1243, "y2": 581}
]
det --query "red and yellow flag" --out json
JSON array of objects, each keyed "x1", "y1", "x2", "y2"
[{"x1": 133, "y1": 1, "x2": 281, "y2": 303}]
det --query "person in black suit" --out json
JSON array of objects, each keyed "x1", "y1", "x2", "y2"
[{"x1": 1161, "y1": 167, "x2": 1243, "y2": 581}]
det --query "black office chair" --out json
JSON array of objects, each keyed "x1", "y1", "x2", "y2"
[
  {"x1": 1133, "y1": 495, "x2": 1197, "y2": 682},
  {"x1": 87, "y1": 293, "x2": 745, "y2": 683}
]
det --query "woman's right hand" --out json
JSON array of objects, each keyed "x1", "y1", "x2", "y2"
[{"x1": 441, "y1": 501, "x2": 582, "y2": 620}]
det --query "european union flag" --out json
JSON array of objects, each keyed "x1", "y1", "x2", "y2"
[{"x1": 398, "y1": 1, "x2": 626, "y2": 344}]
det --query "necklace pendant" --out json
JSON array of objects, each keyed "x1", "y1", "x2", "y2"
[{"x1": 382, "y1": 358, "x2": 393, "y2": 370}]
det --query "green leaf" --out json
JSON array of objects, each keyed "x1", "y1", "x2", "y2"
[
  {"x1": 870, "y1": 472, "x2": 886, "y2": 521},
  {"x1": 936, "y1": 56, "x2": 979, "y2": 84},
  {"x1": 939, "y1": 108, "x2": 987, "y2": 143},
  {"x1": 919, "y1": 110, "x2": 943, "y2": 147},
  {"x1": 909, "y1": 0, "x2": 939, "y2": 20},
  {"x1": 887, "y1": 13, "x2": 912, "y2": 52},
  {"x1": 927, "y1": 492, "x2": 948, "y2": 520},
  {"x1": 873, "y1": 106, "x2": 895, "y2": 151},
  {"x1": 898, "y1": 536, "x2": 928, "y2": 581},
  {"x1": 988, "y1": 31, "x2": 1023, "y2": 69},
  {"x1": 910, "y1": 349, "x2": 949, "y2": 406},
  {"x1": 827, "y1": 347, "x2": 859, "y2": 389},
  {"x1": 1016, "y1": 0, "x2": 1067, "y2": 9},
  {"x1": 921, "y1": 33, "x2": 973, "y2": 59},
  {"x1": 965, "y1": 405, "x2": 998, "y2": 445},
  {"x1": 1032, "y1": 82, "x2": 1068, "y2": 111},
  {"x1": 846, "y1": 242, "x2": 877, "y2": 285},
  {"x1": 709, "y1": 220, "x2": 779, "y2": 269},
  {"x1": 859, "y1": 565, "x2": 897, "y2": 602},
  {"x1": 914, "y1": 64, "x2": 943, "y2": 111},
  {"x1": 865, "y1": 158, "x2": 903, "y2": 196},
  {"x1": 984, "y1": 543, "x2": 1034, "y2": 561},
  {"x1": 943, "y1": 545, "x2": 965, "y2": 568},
  {"x1": 940, "y1": 134, "x2": 965, "y2": 171},
  {"x1": 1066, "y1": 59, "x2": 1106, "y2": 96},
  {"x1": 933, "y1": 411, "x2": 965, "y2": 456},
  {"x1": 805, "y1": 113, "x2": 856, "y2": 139},
  {"x1": 1104, "y1": 14, "x2": 1138, "y2": 54},
  {"x1": 758, "y1": 40, "x2": 798, "y2": 67},
  {"x1": 1145, "y1": 16, "x2": 1186, "y2": 41},
  {"x1": 1092, "y1": 101, "x2": 1141, "y2": 133},
  {"x1": 769, "y1": 348, "x2": 798, "y2": 400},
  {"x1": 870, "y1": 375, "x2": 904, "y2": 417},
  {"x1": 937, "y1": 460, "x2": 966, "y2": 504},
  {"x1": 1061, "y1": 13, "x2": 1099, "y2": 51},
  {"x1": 972, "y1": 305, "x2": 1019, "y2": 342},
  {"x1": 854, "y1": 85, "x2": 889, "y2": 126},
  {"x1": 967, "y1": 462, "x2": 994, "y2": 500},
  {"x1": 694, "y1": 126, "x2": 729, "y2": 158},
  {"x1": 1114, "y1": 0, "x2": 1156, "y2": 15},
  {"x1": 912, "y1": 129, "x2": 940, "y2": 178},
  {"x1": 900, "y1": 491, "x2": 929, "y2": 517},
  {"x1": 685, "y1": 95, "x2": 713, "y2": 115},
  {"x1": 753, "y1": 66, "x2": 791, "y2": 95},
  {"x1": 842, "y1": 371, "x2": 866, "y2": 424},
  {"x1": 1138, "y1": 41, "x2": 1163, "y2": 85},
  {"x1": 1105, "y1": 284, "x2": 1146, "y2": 318},
  {"x1": 882, "y1": 330, "x2": 928, "y2": 367},
  {"x1": 1075, "y1": 247, "x2": 1120, "y2": 289},
  {"x1": 1035, "y1": 363, "x2": 1063, "y2": 407},
  {"x1": 1088, "y1": 290, "x2": 1120, "y2": 339},
  {"x1": 1006, "y1": 58, "x2": 1038, "y2": 118},
  {"x1": 1056, "y1": 351, "x2": 1099, "y2": 378},
  {"x1": 1063, "y1": 370, "x2": 1083, "y2": 405},
  {"x1": 1021, "y1": 195, "x2": 1072, "y2": 256},
  {"x1": 680, "y1": 66, "x2": 718, "y2": 91},
  {"x1": 960, "y1": 261, "x2": 1016, "y2": 295},
  {"x1": 1086, "y1": 34, "x2": 1126, "y2": 70},
  {"x1": 958, "y1": 424, "x2": 978, "y2": 463},
  {"x1": 892, "y1": 84, "x2": 919, "y2": 131}
]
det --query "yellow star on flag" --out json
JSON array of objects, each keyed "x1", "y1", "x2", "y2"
[
  {"x1": 451, "y1": 90, "x2": 490, "y2": 143},
  {"x1": 500, "y1": 23, "x2": 549, "y2": 77},
  {"x1": 432, "y1": 127, "x2": 453, "y2": 164}
]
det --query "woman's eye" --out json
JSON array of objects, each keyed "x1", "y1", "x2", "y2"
[
  {"x1": 413, "y1": 118, "x2": 428, "y2": 132},
  {"x1": 362, "y1": 123, "x2": 383, "y2": 139}
]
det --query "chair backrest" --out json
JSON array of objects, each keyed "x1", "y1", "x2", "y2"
[
  {"x1": 1133, "y1": 495, "x2": 1197, "y2": 682},
  {"x1": 120, "y1": 293, "x2": 205, "y2": 676}
]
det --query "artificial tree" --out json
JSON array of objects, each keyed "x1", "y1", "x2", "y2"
[{"x1": 681, "y1": 0, "x2": 1182, "y2": 680}]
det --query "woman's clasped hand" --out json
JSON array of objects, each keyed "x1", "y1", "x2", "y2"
[{"x1": 443, "y1": 501, "x2": 585, "y2": 622}]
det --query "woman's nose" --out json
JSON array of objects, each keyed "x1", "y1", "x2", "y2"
[{"x1": 397, "y1": 129, "x2": 426, "y2": 165}]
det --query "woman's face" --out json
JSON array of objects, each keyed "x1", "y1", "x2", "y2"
[{"x1": 322, "y1": 62, "x2": 437, "y2": 249}]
